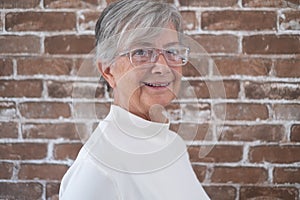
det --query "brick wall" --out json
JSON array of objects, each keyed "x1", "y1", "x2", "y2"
[{"x1": 0, "y1": 0, "x2": 299, "y2": 199}]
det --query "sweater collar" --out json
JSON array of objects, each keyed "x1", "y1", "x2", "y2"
[
  {"x1": 85, "y1": 105, "x2": 187, "y2": 173},
  {"x1": 106, "y1": 105, "x2": 170, "y2": 139}
]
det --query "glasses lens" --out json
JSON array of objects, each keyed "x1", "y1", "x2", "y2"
[
  {"x1": 130, "y1": 48, "x2": 153, "y2": 66},
  {"x1": 164, "y1": 47, "x2": 189, "y2": 66},
  {"x1": 129, "y1": 47, "x2": 189, "y2": 67}
]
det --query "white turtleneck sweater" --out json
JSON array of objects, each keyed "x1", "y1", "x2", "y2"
[{"x1": 59, "y1": 105, "x2": 210, "y2": 200}]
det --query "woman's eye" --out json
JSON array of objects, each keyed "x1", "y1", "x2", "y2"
[
  {"x1": 133, "y1": 49, "x2": 148, "y2": 56},
  {"x1": 166, "y1": 49, "x2": 179, "y2": 56}
]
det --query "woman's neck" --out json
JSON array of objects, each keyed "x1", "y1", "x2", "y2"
[{"x1": 113, "y1": 103, "x2": 169, "y2": 124}]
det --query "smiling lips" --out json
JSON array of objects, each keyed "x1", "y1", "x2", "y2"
[{"x1": 143, "y1": 82, "x2": 170, "y2": 88}]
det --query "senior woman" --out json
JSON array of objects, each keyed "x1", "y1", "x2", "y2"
[{"x1": 59, "y1": 0, "x2": 210, "y2": 199}]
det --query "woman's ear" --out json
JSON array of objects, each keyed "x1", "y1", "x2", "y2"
[{"x1": 98, "y1": 62, "x2": 116, "y2": 88}]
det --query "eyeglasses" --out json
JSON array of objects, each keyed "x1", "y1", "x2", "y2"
[{"x1": 119, "y1": 46, "x2": 190, "y2": 67}]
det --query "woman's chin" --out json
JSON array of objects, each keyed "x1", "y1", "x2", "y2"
[
  {"x1": 143, "y1": 91, "x2": 176, "y2": 107},
  {"x1": 145, "y1": 98, "x2": 173, "y2": 109}
]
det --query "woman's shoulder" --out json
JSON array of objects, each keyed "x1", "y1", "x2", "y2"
[
  {"x1": 65, "y1": 145, "x2": 113, "y2": 181},
  {"x1": 59, "y1": 151, "x2": 120, "y2": 199}
]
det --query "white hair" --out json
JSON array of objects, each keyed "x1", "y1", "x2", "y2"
[{"x1": 95, "y1": 0, "x2": 183, "y2": 66}]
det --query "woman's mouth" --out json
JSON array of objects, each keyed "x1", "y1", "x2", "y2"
[{"x1": 142, "y1": 82, "x2": 170, "y2": 88}]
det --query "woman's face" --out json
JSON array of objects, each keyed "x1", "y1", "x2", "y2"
[{"x1": 101, "y1": 25, "x2": 182, "y2": 121}]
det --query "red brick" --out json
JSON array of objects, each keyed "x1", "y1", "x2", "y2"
[
  {"x1": 192, "y1": 164, "x2": 206, "y2": 182},
  {"x1": 0, "y1": 122, "x2": 18, "y2": 138},
  {"x1": 243, "y1": 35, "x2": 300, "y2": 54},
  {"x1": 274, "y1": 58, "x2": 300, "y2": 78},
  {"x1": 94, "y1": 102, "x2": 111, "y2": 119},
  {"x1": 73, "y1": 57, "x2": 100, "y2": 78},
  {"x1": 240, "y1": 186, "x2": 298, "y2": 200},
  {"x1": 202, "y1": 11, "x2": 276, "y2": 31},
  {"x1": 214, "y1": 103, "x2": 269, "y2": 121},
  {"x1": 0, "y1": 0, "x2": 40, "y2": 8},
  {"x1": 188, "y1": 145, "x2": 243, "y2": 163},
  {"x1": 0, "y1": 35, "x2": 41, "y2": 54},
  {"x1": 0, "y1": 143, "x2": 47, "y2": 160},
  {"x1": 0, "y1": 162, "x2": 13, "y2": 179},
  {"x1": 177, "y1": 80, "x2": 215, "y2": 99},
  {"x1": 78, "y1": 10, "x2": 100, "y2": 31},
  {"x1": 19, "y1": 163, "x2": 68, "y2": 180},
  {"x1": 287, "y1": 0, "x2": 300, "y2": 5},
  {"x1": 213, "y1": 56, "x2": 272, "y2": 76},
  {"x1": 54, "y1": 143, "x2": 82, "y2": 160},
  {"x1": 44, "y1": 0, "x2": 98, "y2": 9},
  {"x1": 245, "y1": 81, "x2": 300, "y2": 100},
  {"x1": 47, "y1": 81, "x2": 73, "y2": 98},
  {"x1": 242, "y1": 0, "x2": 299, "y2": 8},
  {"x1": 22, "y1": 123, "x2": 80, "y2": 140},
  {"x1": 163, "y1": 0, "x2": 175, "y2": 2},
  {"x1": 74, "y1": 102, "x2": 110, "y2": 120},
  {"x1": 45, "y1": 35, "x2": 94, "y2": 54},
  {"x1": 19, "y1": 102, "x2": 71, "y2": 119},
  {"x1": 211, "y1": 167, "x2": 268, "y2": 184},
  {"x1": 219, "y1": 124, "x2": 285, "y2": 142},
  {"x1": 17, "y1": 57, "x2": 73, "y2": 76},
  {"x1": 48, "y1": 81, "x2": 105, "y2": 98},
  {"x1": 249, "y1": 145, "x2": 300, "y2": 163},
  {"x1": 106, "y1": 0, "x2": 116, "y2": 3},
  {"x1": 291, "y1": 124, "x2": 300, "y2": 142},
  {"x1": 222, "y1": 81, "x2": 240, "y2": 99},
  {"x1": 75, "y1": 81, "x2": 106, "y2": 99},
  {"x1": 106, "y1": 0, "x2": 173, "y2": 3},
  {"x1": 180, "y1": 80, "x2": 239, "y2": 99},
  {"x1": 204, "y1": 186, "x2": 236, "y2": 200},
  {"x1": 165, "y1": 103, "x2": 181, "y2": 121},
  {"x1": 0, "y1": 15, "x2": 2, "y2": 30},
  {"x1": 0, "y1": 182, "x2": 43, "y2": 199},
  {"x1": 168, "y1": 103, "x2": 211, "y2": 122},
  {"x1": 182, "y1": 57, "x2": 209, "y2": 77},
  {"x1": 5, "y1": 12, "x2": 76, "y2": 32},
  {"x1": 0, "y1": 80, "x2": 42, "y2": 98},
  {"x1": 274, "y1": 167, "x2": 300, "y2": 184},
  {"x1": 273, "y1": 104, "x2": 300, "y2": 120},
  {"x1": 181, "y1": 11, "x2": 197, "y2": 30},
  {"x1": 0, "y1": 101, "x2": 16, "y2": 119},
  {"x1": 279, "y1": 11, "x2": 300, "y2": 31},
  {"x1": 170, "y1": 123, "x2": 212, "y2": 141},
  {"x1": 192, "y1": 35, "x2": 239, "y2": 54},
  {"x1": 46, "y1": 182, "x2": 60, "y2": 200},
  {"x1": 179, "y1": 0, "x2": 237, "y2": 7},
  {"x1": 0, "y1": 58, "x2": 13, "y2": 76}
]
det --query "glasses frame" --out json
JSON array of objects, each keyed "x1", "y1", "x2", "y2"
[{"x1": 119, "y1": 46, "x2": 190, "y2": 67}]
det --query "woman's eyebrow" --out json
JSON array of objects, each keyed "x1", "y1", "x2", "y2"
[
  {"x1": 130, "y1": 42, "x2": 154, "y2": 48},
  {"x1": 163, "y1": 42, "x2": 181, "y2": 48},
  {"x1": 129, "y1": 41, "x2": 182, "y2": 49}
]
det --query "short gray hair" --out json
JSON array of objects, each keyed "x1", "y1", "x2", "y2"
[{"x1": 95, "y1": 0, "x2": 183, "y2": 66}]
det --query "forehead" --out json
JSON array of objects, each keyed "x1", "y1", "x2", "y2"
[
  {"x1": 152, "y1": 28, "x2": 179, "y2": 48},
  {"x1": 120, "y1": 26, "x2": 180, "y2": 50},
  {"x1": 131, "y1": 38, "x2": 180, "y2": 50}
]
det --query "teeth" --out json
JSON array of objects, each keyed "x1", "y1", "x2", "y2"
[{"x1": 144, "y1": 82, "x2": 169, "y2": 87}]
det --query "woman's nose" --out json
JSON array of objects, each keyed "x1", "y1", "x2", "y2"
[{"x1": 151, "y1": 54, "x2": 171, "y2": 74}]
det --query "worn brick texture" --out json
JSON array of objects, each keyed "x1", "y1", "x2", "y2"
[{"x1": 0, "y1": 0, "x2": 300, "y2": 199}]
